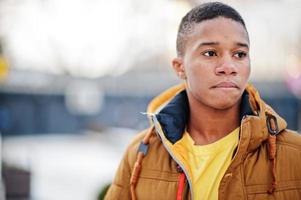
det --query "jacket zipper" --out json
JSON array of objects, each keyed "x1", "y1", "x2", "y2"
[{"x1": 152, "y1": 115, "x2": 194, "y2": 200}]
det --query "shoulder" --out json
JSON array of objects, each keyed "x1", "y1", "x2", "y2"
[
  {"x1": 275, "y1": 129, "x2": 301, "y2": 170},
  {"x1": 126, "y1": 129, "x2": 149, "y2": 152},
  {"x1": 124, "y1": 127, "x2": 173, "y2": 170},
  {"x1": 124, "y1": 129, "x2": 148, "y2": 165},
  {"x1": 277, "y1": 129, "x2": 301, "y2": 152},
  {"x1": 124, "y1": 128, "x2": 161, "y2": 166},
  {"x1": 274, "y1": 130, "x2": 301, "y2": 183}
]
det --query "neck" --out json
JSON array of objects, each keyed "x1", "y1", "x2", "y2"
[{"x1": 187, "y1": 92, "x2": 240, "y2": 145}]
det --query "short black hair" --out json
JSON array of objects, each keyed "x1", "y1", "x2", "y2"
[{"x1": 176, "y1": 2, "x2": 247, "y2": 57}]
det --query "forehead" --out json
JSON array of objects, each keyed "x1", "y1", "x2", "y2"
[{"x1": 186, "y1": 17, "x2": 249, "y2": 49}]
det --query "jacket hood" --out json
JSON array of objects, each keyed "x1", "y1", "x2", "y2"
[{"x1": 147, "y1": 82, "x2": 287, "y2": 151}]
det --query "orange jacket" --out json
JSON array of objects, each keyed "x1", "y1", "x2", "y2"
[{"x1": 105, "y1": 83, "x2": 301, "y2": 200}]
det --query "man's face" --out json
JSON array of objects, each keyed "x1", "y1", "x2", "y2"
[{"x1": 173, "y1": 17, "x2": 250, "y2": 110}]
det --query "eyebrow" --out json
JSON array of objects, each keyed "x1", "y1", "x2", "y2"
[
  {"x1": 236, "y1": 42, "x2": 249, "y2": 49},
  {"x1": 197, "y1": 42, "x2": 219, "y2": 48},
  {"x1": 197, "y1": 42, "x2": 249, "y2": 49}
]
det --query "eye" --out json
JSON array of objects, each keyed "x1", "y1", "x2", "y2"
[
  {"x1": 234, "y1": 51, "x2": 247, "y2": 59},
  {"x1": 202, "y1": 50, "x2": 217, "y2": 57}
]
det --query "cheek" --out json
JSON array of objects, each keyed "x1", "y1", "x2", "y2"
[
  {"x1": 186, "y1": 60, "x2": 213, "y2": 80},
  {"x1": 238, "y1": 61, "x2": 251, "y2": 82},
  {"x1": 185, "y1": 63, "x2": 216, "y2": 94},
  {"x1": 242, "y1": 65, "x2": 251, "y2": 81},
  {"x1": 186, "y1": 70, "x2": 206, "y2": 92}
]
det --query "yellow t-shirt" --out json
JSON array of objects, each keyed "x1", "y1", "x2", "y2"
[{"x1": 174, "y1": 127, "x2": 239, "y2": 200}]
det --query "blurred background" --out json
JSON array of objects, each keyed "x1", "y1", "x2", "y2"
[{"x1": 0, "y1": 0, "x2": 300, "y2": 199}]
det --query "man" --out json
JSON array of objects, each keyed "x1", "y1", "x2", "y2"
[{"x1": 105, "y1": 2, "x2": 301, "y2": 200}]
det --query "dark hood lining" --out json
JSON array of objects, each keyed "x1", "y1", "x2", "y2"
[{"x1": 156, "y1": 90, "x2": 254, "y2": 144}]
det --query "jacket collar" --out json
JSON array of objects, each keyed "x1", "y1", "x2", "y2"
[{"x1": 148, "y1": 83, "x2": 287, "y2": 152}]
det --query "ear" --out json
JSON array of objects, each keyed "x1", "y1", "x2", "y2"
[{"x1": 172, "y1": 57, "x2": 186, "y2": 80}]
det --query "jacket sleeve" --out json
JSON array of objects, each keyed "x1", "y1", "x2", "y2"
[{"x1": 104, "y1": 131, "x2": 147, "y2": 200}]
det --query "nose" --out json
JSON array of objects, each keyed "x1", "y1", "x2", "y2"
[{"x1": 215, "y1": 56, "x2": 238, "y2": 76}]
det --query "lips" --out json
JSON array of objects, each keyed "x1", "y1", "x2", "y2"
[{"x1": 212, "y1": 81, "x2": 239, "y2": 89}]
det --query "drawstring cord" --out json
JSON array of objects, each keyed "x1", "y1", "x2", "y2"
[
  {"x1": 177, "y1": 173, "x2": 186, "y2": 200},
  {"x1": 247, "y1": 85, "x2": 279, "y2": 194},
  {"x1": 176, "y1": 165, "x2": 186, "y2": 200},
  {"x1": 130, "y1": 152, "x2": 143, "y2": 200},
  {"x1": 267, "y1": 135, "x2": 277, "y2": 194},
  {"x1": 266, "y1": 114, "x2": 279, "y2": 194},
  {"x1": 130, "y1": 126, "x2": 154, "y2": 200}
]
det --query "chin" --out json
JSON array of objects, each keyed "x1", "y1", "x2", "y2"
[
  {"x1": 191, "y1": 89, "x2": 242, "y2": 110},
  {"x1": 209, "y1": 99, "x2": 239, "y2": 110},
  {"x1": 213, "y1": 103, "x2": 236, "y2": 110}
]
